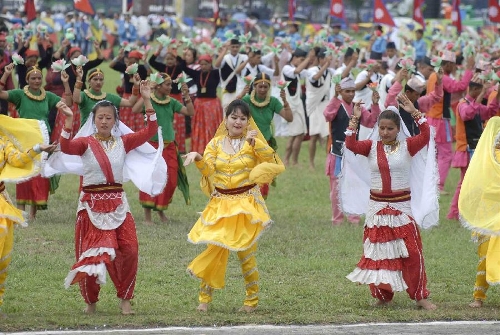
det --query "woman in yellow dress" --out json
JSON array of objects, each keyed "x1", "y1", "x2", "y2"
[
  {"x1": 459, "y1": 116, "x2": 500, "y2": 308},
  {"x1": 0, "y1": 114, "x2": 56, "y2": 314},
  {"x1": 183, "y1": 99, "x2": 285, "y2": 313}
]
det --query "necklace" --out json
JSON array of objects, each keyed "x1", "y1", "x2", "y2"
[
  {"x1": 94, "y1": 133, "x2": 116, "y2": 151},
  {"x1": 151, "y1": 92, "x2": 171, "y2": 105},
  {"x1": 383, "y1": 140, "x2": 400, "y2": 154},
  {"x1": 84, "y1": 89, "x2": 106, "y2": 100},
  {"x1": 226, "y1": 135, "x2": 244, "y2": 154},
  {"x1": 200, "y1": 71, "x2": 210, "y2": 94},
  {"x1": 250, "y1": 90, "x2": 270, "y2": 108},
  {"x1": 23, "y1": 86, "x2": 46, "y2": 101},
  {"x1": 382, "y1": 139, "x2": 398, "y2": 145}
]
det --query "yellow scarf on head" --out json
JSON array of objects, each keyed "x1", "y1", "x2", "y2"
[
  {"x1": 459, "y1": 116, "x2": 500, "y2": 234},
  {"x1": 0, "y1": 115, "x2": 49, "y2": 182},
  {"x1": 200, "y1": 117, "x2": 285, "y2": 197}
]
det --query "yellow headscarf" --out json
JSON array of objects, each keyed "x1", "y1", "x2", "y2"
[
  {"x1": 459, "y1": 116, "x2": 500, "y2": 234},
  {"x1": 200, "y1": 116, "x2": 285, "y2": 196}
]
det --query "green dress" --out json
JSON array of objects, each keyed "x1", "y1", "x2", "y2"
[
  {"x1": 8, "y1": 88, "x2": 60, "y2": 132},
  {"x1": 78, "y1": 90, "x2": 122, "y2": 127},
  {"x1": 242, "y1": 94, "x2": 283, "y2": 149}
]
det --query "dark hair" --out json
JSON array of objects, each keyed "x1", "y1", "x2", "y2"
[
  {"x1": 469, "y1": 81, "x2": 483, "y2": 89},
  {"x1": 416, "y1": 29, "x2": 424, "y2": 34},
  {"x1": 92, "y1": 100, "x2": 120, "y2": 123},
  {"x1": 404, "y1": 84, "x2": 416, "y2": 93},
  {"x1": 225, "y1": 99, "x2": 251, "y2": 118},
  {"x1": 379, "y1": 110, "x2": 400, "y2": 129},
  {"x1": 186, "y1": 47, "x2": 198, "y2": 60}
]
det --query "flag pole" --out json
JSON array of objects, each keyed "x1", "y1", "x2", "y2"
[{"x1": 122, "y1": 0, "x2": 127, "y2": 14}]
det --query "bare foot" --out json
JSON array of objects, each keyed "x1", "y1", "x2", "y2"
[
  {"x1": 158, "y1": 211, "x2": 168, "y2": 223},
  {"x1": 309, "y1": 164, "x2": 315, "y2": 171},
  {"x1": 142, "y1": 220, "x2": 154, "y2": 226},
  {"x1": 238, "y1": 305, "x2": 257, "y2": 313},
  {"x1": 469, "y1": 300, "x2": 483, "y2": 308},
  {"x1": 83, "y1": 303, "x2": 96, "y2": 314},
  {"x1": 416, "y1": 299, "x2": 437, "y2": 310},
  {"x1": 440, "y1": 190, "x2": 449, "y2": 195},
  {"x1": 196, "y1": 303, "x2": 208, "y2": 312},
  {"x1": 120, "y1": 299, "x2": 135, "y2": 315},
  {"x1": 374, "y1": 299, "x2": 392, "y2": 307}
]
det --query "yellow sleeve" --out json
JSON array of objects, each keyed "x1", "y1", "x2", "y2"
[
  {"x1": 3, "y1": 137, "x2": 38, "y2": 168},
  {"x1": 194, "y1": 138, "x2": 218, "y2": 177},
  {"x1": 252, "y1": 138, "x2": 276, "y2": 162}
]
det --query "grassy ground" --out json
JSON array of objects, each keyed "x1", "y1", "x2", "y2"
[{"x1": 1, "y1": 65, "x2": 498, "y2": 332}]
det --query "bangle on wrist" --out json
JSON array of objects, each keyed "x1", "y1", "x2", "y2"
[{"x1": 132, "y1": 86, "x2": 140, "y2": 96}]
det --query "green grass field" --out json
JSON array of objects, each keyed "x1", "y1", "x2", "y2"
[{"x1": 1, "y1": 64, "x2": 497, "y2": 332}]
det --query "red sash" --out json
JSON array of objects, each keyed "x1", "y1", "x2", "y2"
[{"x1": 87, "y1": 136, "x2": 115, "y2": 184}]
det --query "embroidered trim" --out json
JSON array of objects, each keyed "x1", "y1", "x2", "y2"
[{"x1": 23, "y1": 86, "x2": 46, "y2": 101}]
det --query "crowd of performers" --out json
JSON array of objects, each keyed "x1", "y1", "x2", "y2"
[{"x1": 1, "y1": 22, "x2": 500, "y2": 314}]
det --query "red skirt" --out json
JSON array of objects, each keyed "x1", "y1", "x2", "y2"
[
  {"x1": 170, "y1": 93, "x2": 186, "y2": 153},
  {"x1": 139, "y1": 141, "x2": 178, "y2": 210},
  {"x1": 120, "y1": 92, "x2": 145, "y2": 131},
  {"x1": 191, "y1": 97, "x2": 223, "y2": 154},
  {"x1": 16, "y1": 175, "x2": 50, "y2": 209},
  {"x1": 51, "y1": 103, "x2": 81, "y2": 142}
]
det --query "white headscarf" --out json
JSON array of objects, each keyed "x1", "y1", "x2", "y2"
[
  {"x1": 339, "y1": 106, "x2": 440, "y2": 229},
  {"x1": 43, "y1": 112, "x2": 167, "y2": 197}
]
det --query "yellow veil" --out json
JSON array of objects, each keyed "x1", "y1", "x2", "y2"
[
  {"x1": 0, "y1": 115, "x2": 49, "y2": 182},
  {"x1": 459, "y1": 116, "x2": 500, "y2": 234},
  {"x1": 200, "y1": 117, "x2": 285, "y2": 196}
]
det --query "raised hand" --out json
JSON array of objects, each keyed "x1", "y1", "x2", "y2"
[
  {"x1": 4, "y1": 63, "x2": 14, "y2": 75},
  {"x1": 398, "y1": 93, "x2": 418, "y2": 114},
  {"x1": 76, "y1": 66, "x2": 84, "y2": 80},
  {"x1": 246, "y1": 127, "x2": 258, "y2": 146},
  {"x1": 57, "y1": 100, "x2": 73, "y2": 117},
  {"x1": 140, "y1": 80, "x2": 151, "y2": 99},
  {"x1": 372, "y1": 91, "x2": 380, "y2": 104},
  {"x1": 61, "y1": 70, "x2": 69, "y2": 83},
  {"x1": 353, "y1": 101, "x2": 363, "y2": 118}
]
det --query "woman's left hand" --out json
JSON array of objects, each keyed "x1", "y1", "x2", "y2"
[
  {"x1": 372, "y1": 91, "x2": 380, "y2": 104},
  {"x1": 398, "y1": 93, "x2": 417, "y2": 114},
  {"x1": 139, "y1": 80, "x2": 151, "y2": 99},
  {"x1": 61, "y1": 70, "x2": 69, "y2": 83},
  {"x1": 246, "y1": 127, "x2": 258, "y2": 146},
  {"x1": 133, "y1": 73, "x2": 141, "y2": 86},
  {"x1": 181, "y1": 82, "x2": 189, "y2": 96}
]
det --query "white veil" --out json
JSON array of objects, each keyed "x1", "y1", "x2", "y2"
[
  {"x1": 339, "y1": 106, "x2": 439, "y2": 229},
  {"x1": 43, "y1": 114, "x2": 167, "y2": 197}
]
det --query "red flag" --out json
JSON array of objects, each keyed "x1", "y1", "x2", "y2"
[
  {"x1": 74, "y1": 0, "x2": 95, "y2": 16},
  {"x1": 330, "y1": 0, "x2": 345, "y2": 20},
  {"x1": 288, "y1": 0, "x2": 296, "y2": 21},
  {"x1": 24, "y1": 0, "x2": 36, "y2": 23},
  {"x1": 451, "y1": 0, "x2": 462, "y2": 34},
  {"x1": 413, "y1": 0, "x2": 425, "y2": 29},
  {"x1": 127, "y1": 0, "x2": 133, "y2": 11},
  {"x1": 373, "y1": 0, "x2": 396, "y2": 27},
  {"x1": 489, "y1": 0, "x2": 500, "y2": 23}
]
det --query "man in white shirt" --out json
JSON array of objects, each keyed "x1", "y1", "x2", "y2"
[{"x1": 214, "y1": 38, "x2": 249, "y2": 110}]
